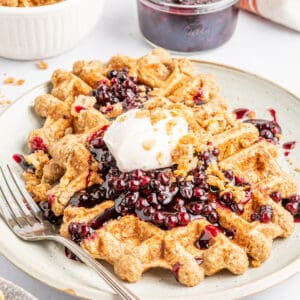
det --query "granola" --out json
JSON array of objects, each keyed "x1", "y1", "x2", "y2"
[{"x1": 0, "y1": 0, "x2": 62, "y2": 7}]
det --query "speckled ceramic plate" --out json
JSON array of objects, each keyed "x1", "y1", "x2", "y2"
[
  {"x1": 0, "y1": 61, "x2": 299, "y2": 300},
  {"x1": 0, "y1": 277, "x2": 36, "y2": 300}
]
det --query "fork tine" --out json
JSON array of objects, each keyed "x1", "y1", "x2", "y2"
[
  {"x1": 2, "y1": 165, "x2": 39, "y2": 226},
  {"x1": 0, "y1": 186, "x2": 20, "y2": 230},
  {"x1": 0, "y1": 165, "x2": 30, "y2": 228},
  {"x1": 7, "y1": 165, "x2": 43, "y2": 221}
]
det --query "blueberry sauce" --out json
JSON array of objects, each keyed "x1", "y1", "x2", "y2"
[
  {"x1": 165, "y1": 0, "x2": 219, "y2": 4},
  {"x1": 235, "y1": 107, "x2": 282, "y2": 144},
  {"x1": 67, "y1": 128, "x2": 253, "y2": 241},
  {"x1": 39, "y1": 201, "x2": 62, "y2": 225},
  {"x1": 172, "y1": 262, "x2": 182, "y2": 282},
  {"x1": 270, "y1": 191, "x2": 300, "y2": 222},
  {"x1": 74, "y1": 105, "x2": 86, "y2": 113},
  {"x1": 194, "y1": 224, "x2": 219, "y2": 249},
  {"x1": 268, "y1": 108, "x2": 277, "y2": 123},
  {"x1": 251, "y1": 205, "x2": 273, "y2": 223},
  {"x1": 233, "y1": 108, "x2": 250, "y2": 120},
  {"x1": 282, "y1": 141, "x2": 296, "y2": 157},
  {"x1": 270, "y1": 190, "x2": 281, "y2": 203},
  {"x1": 12, "y1": 154, "x2": 35, "y2": 172},
  {"x1": 281, "y1": 194, "x2": 300, "y2": 221},
  {"x1": 29, "y1": 137, "x2": 48, "y2": 152},
  {"x1": 68, "y1": 222, "x2": 94, "y2": 244},
  {"x1": 69, "y1": 184, "x2": 107, "y2": 208},
  {"x1": 283, "y1": 141, "x2": 296, "y2": 150},
  {"x1": 244, "y1": 119, "x2": 282, "y2": 144},
  {"x1": 137, "y1": 0, "x2": 239, "y2": 52},
  {"x1": 65, "y1": 248, "x2": 81, "y2": 262},
  {"x1": 194, "y1": 257, "x2": 204, "y2": 265},
  {"x1": 90, "y1": 207, "x2": 119, "y2": 230},
  {"x1": 90, "y1": 69, "x2": 151, "y2": 114},
  {"x1": 193, "y1": 88, "x2": 206, "y2": 106}
]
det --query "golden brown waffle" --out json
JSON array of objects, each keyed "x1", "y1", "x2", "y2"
[{"x1": 18, "y1": 49, "x2": 298, "y2": 287}]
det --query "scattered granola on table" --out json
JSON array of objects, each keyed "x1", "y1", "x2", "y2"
[
  {"x1": 3, "y1": 77, "x2": 15, "y2": 85},
  {"x1": 15, "y1": 79, "x2": 25, "y2": 86},
  {"x1": 38, "y1": 60, "x2": 49, "y2": 70}
]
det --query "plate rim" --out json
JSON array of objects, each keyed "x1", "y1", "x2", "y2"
[
  {"x1": 0, "y1": 276, "x2": 37, "y2": 300},
  {"x1": 1, "y1": 60, "x2": 300, "y2": 300}
]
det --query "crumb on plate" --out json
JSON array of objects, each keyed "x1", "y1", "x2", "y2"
[
  {"x1": 15, "y1": 79, "x2": 25, "y2": 86},
  {"x1": 38, "y1": 60, "x2": 49, "y2": 70},
  {"x1": 3, "y1": 77, "x2": 15, "y2": 84}
]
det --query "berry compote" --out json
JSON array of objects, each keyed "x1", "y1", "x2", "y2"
[
  {"x1": 137, "y1": 0, "x2": 239, "y2": 52},
  {"x1": 90, "y1": 68, "x2": 151, "y2": 115},
  {"x1": 243, "y1": 108, "x2": 282, "y2": 144},
  {"x1": 269, "y1": 191, "x2": 300, "y2": 223},
  {"x1": 67, "y1": 126, "x2": 255, "y2": 243}
]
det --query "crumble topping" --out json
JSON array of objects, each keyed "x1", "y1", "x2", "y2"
[
  {"x1": 156, "y1": 152, "x2": 165, "y2": 165},
  {"x1": 142, "y1": 139, "x2": 156, "y2": 151},
  {"x1": 38, "y1": 60, "x2": 49, "y2": 70},
  {"x1": 3, "y1": 77, "x2": 15, "y2": 84}
]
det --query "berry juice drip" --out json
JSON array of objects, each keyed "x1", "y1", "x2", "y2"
[
  {"x1": 233, "y1": 108, "x2": 250, "y2": 120},
  {"x1": 244, "y1": 118, "x2": 282, "y2": 144},
  {"x1": 12, "y1": 154, "x2": 35, "y2": 172},
  {"x1": 283, "y1": 141, "x2": 296, "y2": 150},
  {"x1": 194, "y1": 224, "x2": 219, "y2": 250},
  {"x1": 271, "y1": 192, "x2": 300, "y2": 223},
  {"x1": 268, "y1": 108, "x2": 277, "y2": 123},
  {"x1": 282, "y1": 141, "x2": 296, "y2": 157}
]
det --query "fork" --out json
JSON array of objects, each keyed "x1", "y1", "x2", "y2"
[{"x1": 0, "y1": 164, "x2": 140, "y2": 300}]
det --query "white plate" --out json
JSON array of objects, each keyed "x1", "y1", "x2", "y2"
[
  {"x1": 0, "y1": 277, "x2": 36, "y2": 300},
  {"x1": 0, "y1": 61, "x2": 299, "y2": 300}
]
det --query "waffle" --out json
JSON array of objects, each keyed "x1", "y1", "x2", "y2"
[{"x1": 17, "y1": 49, "x2": 298, "y2": 287}]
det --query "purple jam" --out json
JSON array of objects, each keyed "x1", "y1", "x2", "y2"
[
  {"x1": 244, "y1": 119, "x2": 282, "y2": 144},
  {"x1": 90, "y1": 69, "x2": 151, "y2": 115},
  {"x1": 66, "y1": 126, "x2": 250, "y2": 237},
  {"x1": 137, "y1": 0, "x2": 239, "y2": 52},
  {"x1": 282, "y1": 195, "x2": 300, "y2": 221}
]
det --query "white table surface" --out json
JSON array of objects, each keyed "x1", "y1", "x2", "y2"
[{"x1": 0, "y1": 0, "x2": 300, "y2": 299}]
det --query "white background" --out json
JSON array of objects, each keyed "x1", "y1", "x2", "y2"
[{"x1": 0, "y1": 0, "x2": 300, "y2": 299}]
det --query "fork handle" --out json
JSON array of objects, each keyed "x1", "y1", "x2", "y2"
[{"x1": 48, "y1": 235, "x2": 140, "y2": 300}]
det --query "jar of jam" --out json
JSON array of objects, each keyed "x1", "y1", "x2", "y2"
[{"x1": 137, "y1": 0, "x2": 240, "y2": 53}]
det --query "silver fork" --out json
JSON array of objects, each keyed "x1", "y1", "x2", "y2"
[{"x1": 0, "y1": 164, "x2": 140, "y2": 300}]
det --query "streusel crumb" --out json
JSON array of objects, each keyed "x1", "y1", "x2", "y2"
[
  {"x1": 15, "y1": 79, "x2": 25, "y2": 86},
  {"x1": 3, "y1": 77, "x2": 15, "y2": 84},
  {"x1": 38, "y1": 60, "x2": 49, "y2": 70}
]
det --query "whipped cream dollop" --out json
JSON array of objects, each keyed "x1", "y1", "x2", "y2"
[{"x1": 103, "y1": 109, "x2": 188, "y2": 172}]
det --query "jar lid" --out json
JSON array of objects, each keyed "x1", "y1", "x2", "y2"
[{"x1": 142, "y1": 0, "x2": 239, "y2": 14}]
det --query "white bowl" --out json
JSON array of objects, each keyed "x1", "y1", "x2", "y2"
[{"x1": 0, "y1": 0, "x2": 104, "y2": 60}]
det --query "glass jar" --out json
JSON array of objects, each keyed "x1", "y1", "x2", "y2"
[{"x1": 137, "y1": 0, "x2": 240, "y2": 53}]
